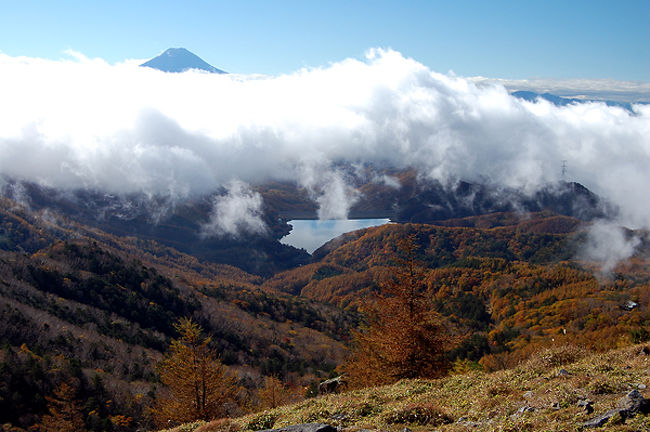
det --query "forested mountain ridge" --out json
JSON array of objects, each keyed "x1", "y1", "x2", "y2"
[
  {"x1": 1, "y1": 182, "x2": 310, "y2": 276},
  {"x1": 0, "y1": 172, "x2": 610, "y2": 276},
  {"x1": 0, "y1": 182, "x2": 647, "y2": 430},
  {"x1": 0, "y1": 196, "x2": 353, "y2": 430},
  {"x1": 265, "y1": 213, "x2": 649, "y2": 369}
]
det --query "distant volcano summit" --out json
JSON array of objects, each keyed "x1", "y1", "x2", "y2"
[{"x1": 140, "y1": 48, "x2": 227, "y2": 74}]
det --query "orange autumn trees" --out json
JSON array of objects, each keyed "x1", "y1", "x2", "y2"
[
  {"x1": 256, "y1": 376, "x2": 295, "y2": 410},
  {"x1": 152, "y1": 318, "x2": 239, "y2": 427},
  {"x1": 39, "y1": 381, "x2": 85, "y2": 432},
  {"x1": 342, "y1": 234, "x2": 453, "y2": 387}
]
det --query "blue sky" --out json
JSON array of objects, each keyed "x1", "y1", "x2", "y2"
[{"x1": 1, "y1": 0, "x2": 648, "y2": 80}]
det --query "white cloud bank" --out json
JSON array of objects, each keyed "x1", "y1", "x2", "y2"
[{"x1": 1, "y1": 49, "x2": 649, "y2": 252}]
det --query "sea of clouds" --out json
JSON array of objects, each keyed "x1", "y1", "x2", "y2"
[{"x1": 1, "y1": 48, "x2": 649, "y2": 266}]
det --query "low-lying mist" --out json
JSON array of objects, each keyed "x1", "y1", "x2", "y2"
[{"x1": 1, "y1": 48, "x2": 649, "y2": 267}]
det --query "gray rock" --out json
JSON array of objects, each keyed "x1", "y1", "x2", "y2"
[
  {"x1": 623, "y1": 300, "x2": 638, "y2": 310},
  {"x1": 556, "y1": 368, "x2": 572, "y2": 377},
  {"x1": 638, "y1": 383, "x2": 647, "y2": 390},
  {"x1": 456, "y1": 417, "x2": 481, "y2": 427},
  {"x1": 582, "y1": 390, "x2": 650, "y2": 428},
  {"x1": 510, "y1": 406, "x2": 535, "y2": 419},
  {"x1": 616, "y1": 389, "x2": 648, "y2": 413},
  {"x1": 523, "y1": 390, "x2": 534, "y2": 399},
  {"x1": 577, "y1": 399, "x2": 594, "y2": 414},
  {"x1": 257, "y1": 423, "x2": 337, "y2": 432},
  {"x1": 319, "y1": 376, "x2": 346, "y2": 395},
  {"x1": 581, "y1": 408, "x2": 622, "y2": 428}
]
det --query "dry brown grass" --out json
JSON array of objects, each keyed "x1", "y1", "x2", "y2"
[{"x1": 158, "y1": 343, "x2": 650, "y2": 432}]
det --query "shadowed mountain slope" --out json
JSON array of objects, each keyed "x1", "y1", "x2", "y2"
[{"x1": 0, "y1": 196, "x2": 353, "y2": 430}]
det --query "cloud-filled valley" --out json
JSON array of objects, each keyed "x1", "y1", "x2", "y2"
[{"x1": 1, "y1": 49, "x2": 649, "y2": 259}]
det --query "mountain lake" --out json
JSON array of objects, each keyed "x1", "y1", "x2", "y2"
[{"x1": 280, "y1": 218, "x2": 391, "y2": 254}]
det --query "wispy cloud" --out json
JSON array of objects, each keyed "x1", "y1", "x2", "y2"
[
  {"x1": 579, "y1": 220, "x2": 643, "y2": 274},
  {"x1": 201, "y1": 180, "x2": 266, "y2": 237}
]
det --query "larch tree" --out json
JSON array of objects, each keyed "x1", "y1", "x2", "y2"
[
  {"x1": 152, "y1": 318, "x2": 239, "y2": 427},
  {"x1": 256, "y1": 375, "x2": 293, "y2": 410},
  {"x1": 39, "y1": 381, "x2": 86, "y2": 432},
  {"x1": 343, "y1": 234, "x2": 452, "y2": 387}
]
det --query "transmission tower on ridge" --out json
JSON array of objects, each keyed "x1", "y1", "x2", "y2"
[{"x1": 561, "y1": 160, "x2": 568, "y2": 180}]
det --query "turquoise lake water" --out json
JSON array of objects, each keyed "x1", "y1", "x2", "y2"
[{"x1": 280, "y1": 218, "x2": 390, "y2": 254}]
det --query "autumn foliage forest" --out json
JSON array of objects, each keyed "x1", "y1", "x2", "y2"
[{"x1": 0, "y1": 185, "x2": 649, "y2": 430}]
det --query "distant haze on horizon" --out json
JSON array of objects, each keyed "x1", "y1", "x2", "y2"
[{"x1": 140, "y1": 46, "x2": 650, "y2": 103}]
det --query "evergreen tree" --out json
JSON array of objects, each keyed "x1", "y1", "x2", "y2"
[
  {"x1": 152, "y1": 318, "x2": 239, "y2": 427},
  {"x1": 343, "y1": 234, "x2": 451, "y2": 387}
]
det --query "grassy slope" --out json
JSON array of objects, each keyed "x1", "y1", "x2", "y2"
[{"x1": 161, "y1": 343, "x2": 650, "y2": 432}]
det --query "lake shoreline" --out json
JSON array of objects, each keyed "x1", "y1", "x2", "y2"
[
  {"x1": 278, "y1": 210, "x2": 397, "y2": 221},
  {"x1": 280, "y1": 218, "x2": 392, "y2": 254}
]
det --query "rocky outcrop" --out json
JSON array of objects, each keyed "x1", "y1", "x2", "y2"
[
  {"x1": 582, "y1": 390, "x2": 649, "y2": 428},
  {"x1": 319, "y1": 376, "x2": 346, "y2": 395},
  {"x1": 257, "y1": 423, "x2": 336, "y2": 432}
]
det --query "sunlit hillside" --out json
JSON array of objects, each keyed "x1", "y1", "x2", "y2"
[{"x1": 160, "y1": 343, "x2": 650, "y2": 432}]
